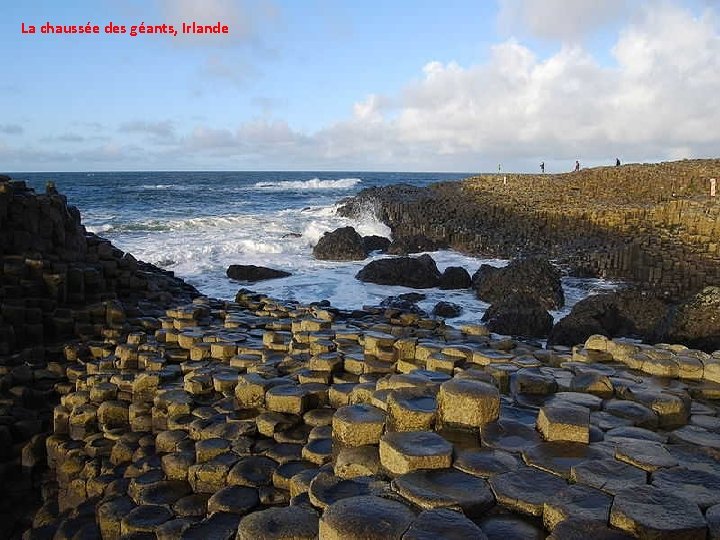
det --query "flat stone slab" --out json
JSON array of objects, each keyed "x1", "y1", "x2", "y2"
[
  {"x1": 308, "y1": 472, "x2": 379, "y2": 510},
  {"x1": 610, "y1": 485, "x2": 706, "y2": 538},
  {"x1": 482, "y1": 419, "x2": 542, "y2": 453},
  {"x1": 615, "y1": 440, "x2": 678, "y2": 472},
  {"x1": 543, "y1": 484, "x2": 613, "y2": 531},
  {"x1": 604, "y1": 400, "x2": 658, "y2": 429},
  {"x1": 670, "y1": 424, "x2": 720, "y2": 449},
  {"x1": 707, "y1": 504, "x2": 720, "y2": 540},
  {"x1": 379, "y1": 431, "x2": 452, "y2": 475},
  {"x1": 319, "y1": 495, "x2": 415, "y2": 540},
  {"x1": 453, "y1": 447, "x2": 521, "y2": 478},
  {"x1": 402, "y1": 508, "x2": 488, "y2": 540},
  {"x1": 227, "y1": 456, "x2": 278, "y2": 487},
  {"x1": 236, "y1": 506, "x2": 319, "y2": 540},
  {"x1": 651, "y1": 466, "x2": 720, "y2": 509},
  {"x1": 489, "y1": 468, "x2": 567, "y2": 516},
  {"x1": 522, "y1": 441, "x2": 609, "y2": 479},
  {"x1": 206, "y1": 485, "x2": 259, "y2": 515},
  {"x1": 570, "y1": 458, "x2": 647, "y2": 495},
  {"x1": 437, "y1": 378, "x2": 500, "y2": 430},
  {"x1": 332, "y1": 404, "x2": 386, "y2": 447},
  {"x1": 546, "y1": 518, "x2": 634, "y2": 539},
  {"x1": 392, "y1": 468, "x2": 495, "y2": 517}
]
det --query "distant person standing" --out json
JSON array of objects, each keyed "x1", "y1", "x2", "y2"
[
  {"x1": 540, "y1": 162, "x2": 545, "y2": 173},
  {"x1": 616, "y1": 158, "x2": 621, "y2": 166},
  {"x1": 574, "y1": 160, "x2": 580, "y2": 172}
]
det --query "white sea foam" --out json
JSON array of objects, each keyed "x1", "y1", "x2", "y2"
[{"x1": 253, "y1": 178, "x2": 362, "y2": 190}]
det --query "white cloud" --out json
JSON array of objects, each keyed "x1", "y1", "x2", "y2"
[
  {"x1": 498, "y1": 0, "x2": 636, "y2": 42},
  {"x1": 6, "y1": 2, "x2": 720, "y2": 172}
]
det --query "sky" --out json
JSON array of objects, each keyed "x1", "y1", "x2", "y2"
[{"x1": 1, "y1": 0, "x2": 719, "y2": 172}]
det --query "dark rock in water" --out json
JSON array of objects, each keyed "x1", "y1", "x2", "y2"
[
  {"x1": 313, "y1": 226, "x2": 368, "y2": 261},
  {"x1": 403, "y1": 508, "x2": 488, "y2": 540},
  {"x1": 433, "y1": 302, "x2": 462, "y2": 318},
  {"x1": 439, "y1": 266, "x2": 471, "y2": 290},
  {"x1": 281, "y1": 232, "x2": 302, "y2": 239},
  {"x1": 362, "y1": 235, "x2": 391, "y2": 253},
  {"x1": 226, "y1": 265, "x2": 291, "y2": 282},
  {"x1": 482, "y1": 295, "x2": 553, "y2": 338},
  {"x1": 399, "y1": 292, "x2": 426, "y2": 302},
  {"x1": 356, "y1": 254, "x2": 441, "y2": 289},
  {"x1": 658, "y1": 286, "x2": 720, "y2": 352},
  {"x1": 472, "y1": 257, "x2": 564, "y2": 310},
  {"x1": 387, "y1": 234, "x2": 447, "y2": 255},
  {"x1": 380, "y1": 297, "x2": 427, "y2": 316},
  {"x1": 548, "y1": 290, "x2": 668, "y2": 347}
]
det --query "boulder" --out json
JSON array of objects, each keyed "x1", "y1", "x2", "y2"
[
  {"x1": 432, "y1": 302, "x2": 462, "y2": 318},
  {"x1": 472, "y1": 257, "x2": 564, "y2": 310},
  {"x1": 658, "y1": 286, "x2": 720, "y2": 352},
  {"x1": 313, "y1": 226, "x2": 368, "y2": 261},
  {"x1": 362, "y1": 235, "x2": 391, "y2": 253},
  {"x1": 226, "y1": 265, "x2": 291, "y2": 282},
  {"x1": 548, "y1": 290, "x2": 668, "y2": 347},
  {"x1": 356, "y1": 254, "x2": 441, "y2": 289},
  {"x1": 379, "y1": 297, "x2": 427, "y2": 316},
  {"x1": 482, "y1": 295, "x2": 553, "y2": 338},
  {"x1": 387, "y1": 234, "x2": 447, "y2": 255},
  {"x1": 438, "y1": 266, "x2": 471, "y2": 289}
]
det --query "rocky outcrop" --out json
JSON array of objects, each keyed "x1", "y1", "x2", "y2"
[
  {"x1": 387, "y1": 234, "x2": 447, "y2": 255},
  {"x1": 482, "y1": 295, "x2": 553, "y2": 337},
  {"x1": 472, "y1": 258, "x2": 564, "y2": 310},
  {"x1": 362, "y1": 235, "x2": 391, "y2": 253},
  {"x1": 433, "y1": 301, "x2": 462, "y2": 318},
  {"x1": 338, "y1": 160, "x2": 720, "y2": 302},
  {"x1": 313, "y1": 227, "x2": 368, "y2": 261},
  {"x1": 439, "y1": 266, "x2": 471, "y2": 290},
  {"x1": 0, "y1": 177, "x2": 198, "y2": 536},
  {"x1": 226, "y1": 264, "x2": 291, "y2": 282},
  {"x1": 658, "y1": 287, "x2": 720, "y2": 352},
  {"x1": 355, "y1": 254, "x2": 441, "y2": 289},
  {"x1": 548, "y1": 290, "x2": 668, "y2": 347}
]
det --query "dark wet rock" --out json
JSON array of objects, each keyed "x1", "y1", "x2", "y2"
[
  {"x1": 489, "y1": 468, "x2": 567, "y2": 516},
  {"x1": 669, "y1": 424, "x2": 720, "y2": 449},
  {"x1": 313, "y1": 227, "x2": 368, "y2": 261},
  {"x1": 481, "y1": 419, "x2": 543, "y2": 453},
  {"x1": 478, "y1": 514, "x2": 545, "y2": 540},
  {"x1": 387, "y1": 234, "x2": 447, "y2": 255},
  {"x1": 399, "y1": 292, "x2": 426, "y2": 302},
  {"x1": 658, "y1": 286, "x2": 720, "y2": 352},
  {"x1": 319, "y1": 495, "x2": 415, "y2": 539},
  {"x1": 179, "y1": 512, "x2": 241, "y2": 540},
  {"x1": 472, "y1": 257, "x2": 564, "y2": 310},
  {"x1": 227, "y1": 456, "x2": 277, "y2": 487},
  {"x1": 543, "y1": 484, "x2": 613, "y2": 531},
  {"x1": 615, "y1": 440, "x2": 678, "y2": 472},
  {"x1": 603, "y1": 399, "x2": 658, "y2": 429},
  {"x1": 482, "y1": 295, "x2": 553, "y2": 338},
  {"x1": 610, "y1": 485, "x2": 706, "y2": 538},
  {"x1": 226, "y1": 265, "x2": 291, "y2": 282},
  {"x1": 708, "y1": 504, "x2": 720, "y2": 540},
  {"x1": 522, "y1": 441, "x2": 609, "y2": 479},
  {"x1": 604, "y1": 426, "x2": 667, "y2": 444},
  {"x1": 392, "y1": 468, "x2": 495, "y2": 517},
  {"x1": 308, "y1": 472, "x2": 378, "y2": 509},
  {"x1": 402, "y1": 508, "x2": 487, "y2": 540},
  {"x1": 651, "y1": 466, "x2": 720, "y2": 509},
  {"x1": 546, "y1": 518, "x2": 634, "y2": 540},
  {"x1": 570, "y1": 458, "x2": 647, "y2": 495},
  {"x1": 356, "y1": 254, "x2": 441, "y2": 288},
  {"x1": 548, "y1": 290, "x2": 668, "y2": 347},
  {"x1": 380, "y1": 296, "x2": 427, "y2": 316},
  {"x1": 206, "y1": 485, "x2": 259, "y2": 515},
  {"x1": 120, "y1": 505, "x2": 173, "y2": 535},
  {"x1": 236, "y1": 506, "x2": 318, "y2": 540},
  {"x1": 363, "y1": 235, "x2": 391, "y2": 253},
  {"x1": 453, "y1": 447, "x2": 521, "y2": 478},
  {"x1": 432, "y1": 302, "x2": 462, "y2": 318},
  {"x1": 438, "y1": 266, "x2": 471, "y2": 290}
]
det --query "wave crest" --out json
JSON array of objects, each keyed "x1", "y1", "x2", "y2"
[{"x1": 253, "y1": 178, "x2": 361, "y2": 190}]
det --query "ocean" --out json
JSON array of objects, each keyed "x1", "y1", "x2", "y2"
[{"x1": 16, "y1": 171, "x2": 616, "y2": 325}]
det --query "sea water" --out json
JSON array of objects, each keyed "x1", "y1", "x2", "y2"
[{"x1": 17, "y1": 171, "x2": 617, "y2": 325}]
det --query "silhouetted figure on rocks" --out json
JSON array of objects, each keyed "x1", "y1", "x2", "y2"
[
  {"x1": 574, "y1": 160, "x2": 580, "y2": 172},
  {"x1": 540, "y1": 162, "x2": 545, "y2": 173},
  {"x1": 616, "y1": 158, "x2": 621, "y2": 166}
]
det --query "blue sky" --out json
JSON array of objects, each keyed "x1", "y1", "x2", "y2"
[{"x1": 1, "y1": 0, "x2": 718, "y2": 172}]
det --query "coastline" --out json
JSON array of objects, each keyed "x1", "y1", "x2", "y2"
[{"x1": 1, "y1": 169, "x2": 720, "y2": 538}]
